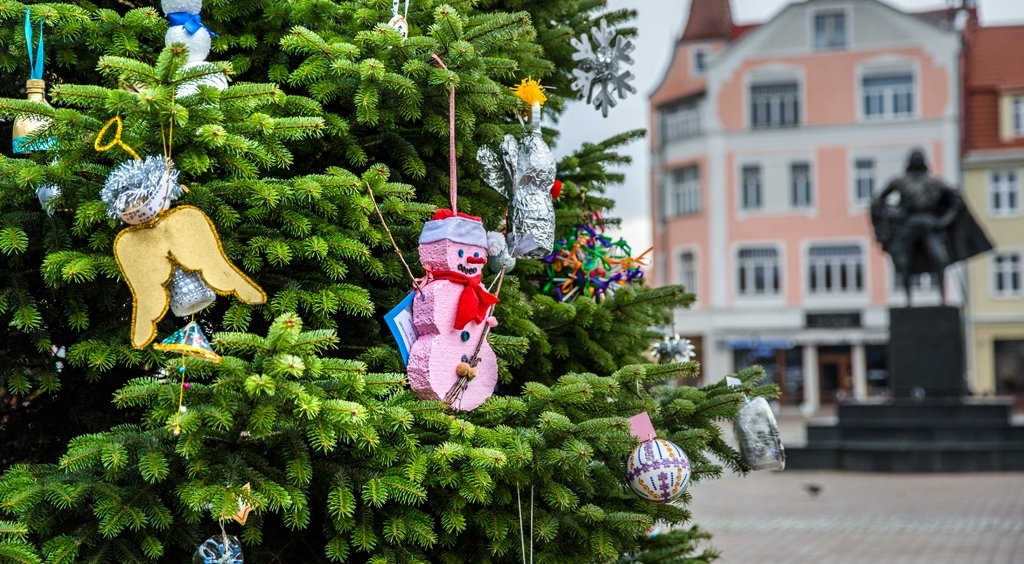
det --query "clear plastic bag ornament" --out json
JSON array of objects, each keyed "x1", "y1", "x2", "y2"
[
  {"x1": 193, "y1": 534, "x2": 243, "y2": 564},
  {"x1": 733, "y1": 396, "x2": 786, "y2": 471}
]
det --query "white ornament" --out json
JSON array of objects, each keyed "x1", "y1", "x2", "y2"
[
  {"x1": 654, "y1": 333, "x2": 695, "y2": 364},
  {"x1": 166, "y1": 26, "x2": 211, "y2": 63},
  {"x1": 161, "y1": 0, "x2": 228, "y2": 97},
  {"x1": 486, "y1": 231, "x2": 516, "y2": 274},
  {"x1": 36, "y1": 184, "x2": 60, "y2": 215},
  {"x1": 388, "y1": 0, "x2": 409, "y2": 39},
  {"x1": 177, "y1": 61, "x2": 229, "y2": 97},
  {"x1": 162, "y1": 0, "x2": 202, "y2": 15},
  {"x1": 570, "y1": 19, "x2": 636, "y2": 117},
  {"x1": 626, "y1": 438, "x2": 691, "y2": 503}
]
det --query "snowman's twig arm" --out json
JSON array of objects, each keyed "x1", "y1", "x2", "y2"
[{"x1": 470, "y1": 268, "x2": 505, "y2": 367}]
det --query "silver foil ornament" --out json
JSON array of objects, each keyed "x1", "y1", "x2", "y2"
[
  {"x1": 733, "y1": 396, "x2": 786, "y2": 471},
  {"x1": 477, "y1": 104, "x2": 556, "y2": 259},
  {"x1": 193, "y1": 534, "x2": 243, "y2": 564},
  {"x1": 169, "y1": 267, "x2": 216, "y2": 317},
  {"x1": 570, "y1": 19, "x2": 636, "y2": 117},
  {"x1": 654, "y1": 334, "x2": 696, "y2": 364}
]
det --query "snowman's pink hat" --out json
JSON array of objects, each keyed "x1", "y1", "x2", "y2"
[{"x1": 419, "y1": 209, "x2": 487, "y2": 247}]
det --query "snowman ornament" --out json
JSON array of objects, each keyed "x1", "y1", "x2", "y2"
[
  {"x1": 407, "y1": 210, "x2": 499, "y2": 411},
  {"x1": 162, "y1": 0, "x2": 228, "y2": 96}
]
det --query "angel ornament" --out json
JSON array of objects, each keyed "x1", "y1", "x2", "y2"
[{"x1": 477, "y1": 80, "x2": 556, "y2": 259}]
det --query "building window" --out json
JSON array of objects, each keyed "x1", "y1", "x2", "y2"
[
  {"x1": 855, "y1": 159, "x2": 875, "y2": 204},
  {"x1": 993, "y1": 252, "x2": 1022, "y2": 297},
  {"x1": 741, "y1": 165, "x2": 762, "y2": 210},
  {"x1": 669, "y1": 165, "x2": 700, "y2": 217},
  {"x1": 991, "y1": 170, "x2": 1020, "y2": 216},
  {"x1": 808, "y1": 245, "x2": 864, "y2": 294},
  {"x1": 737, "y1": 247, "x2": 780, "y2": 296},
  {"x1": 1015, "y1": 97, "x2": 1024, "y2": 136},
  {"x1": 814, "y1": 12, "x2": 846, "y2": 50},
  {"x1": 662, "y1": 102, "x2": 700, "y2": 142},
  {"x1": 694, "y1": 49, "x2": 707, "y2": 74},
  {"x1": 791, "y1": 163, "x2": 812, "y2": 208},
  {"x1": 678, "y1": 251, "x2": 696, "y2": 293},
  {"x1": 750, "y1": 83, "x2": 800, "y2": 129},
  {"x1": 863, "y1": 74, "x2": 914, "y2": 119}
]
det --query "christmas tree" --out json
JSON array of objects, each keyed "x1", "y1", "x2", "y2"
[{"x1": 0, "y1": 1, "x2": 774, "y2": 562}]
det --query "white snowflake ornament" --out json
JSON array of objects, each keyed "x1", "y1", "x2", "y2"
[
  {"x1": 654, "y1": 334, "x2": 695, "y2": 364},
  {"x1": 570, "y1": 19, "x2": 636, "y2": 117}
]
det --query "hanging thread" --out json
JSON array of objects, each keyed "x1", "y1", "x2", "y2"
[
  {"x1": 365, "y1": 182, "x2": 423, "y2": 291},
  {"x1": 431, "y1": 54, "x2": 457, "y2": 213}
]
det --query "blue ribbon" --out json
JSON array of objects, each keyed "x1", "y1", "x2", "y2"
[
  {"x1": 167, "y1": 12, "x2": 218, "y2": 38},
  {"x1": 24, "y1": 10, "x2": 44, "y2": 80}
]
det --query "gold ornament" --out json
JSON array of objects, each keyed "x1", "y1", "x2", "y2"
[
  {"x1": 113, "y1": 205, "x2": 265, "y2": 348},
  {"x1": 13, "y1": 79, "x2": 53, "y2": 153}
]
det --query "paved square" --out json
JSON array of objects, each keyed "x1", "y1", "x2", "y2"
[{"x1": 688, "y1": 470, "x2": 1024, "y2": 563}]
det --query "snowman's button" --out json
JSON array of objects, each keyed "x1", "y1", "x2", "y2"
[{"x1": 461, "y1": 331, "x2": 470, "y2": 342}]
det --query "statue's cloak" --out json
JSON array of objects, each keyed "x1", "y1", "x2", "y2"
[{"x1": 871, "y1": 189, "x2": 993, "y2": 276}]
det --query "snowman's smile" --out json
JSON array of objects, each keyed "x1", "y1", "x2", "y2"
[{"x1": 457, "y1": 263, "x2": 479, "y2": 275}]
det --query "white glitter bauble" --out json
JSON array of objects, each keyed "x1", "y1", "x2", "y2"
[
  {"x1": 166, "y1": 26, "x2": 211, "y2": 63},
  {"x1": 626, "y1": 438, "x2": 691, "y2": 503}
]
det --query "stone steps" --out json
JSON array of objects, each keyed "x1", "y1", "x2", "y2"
[{"x1": 786, "y1": 400, "x2": 1024, "y2": 472}]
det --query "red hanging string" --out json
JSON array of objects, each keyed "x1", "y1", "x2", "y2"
[{"x1": 431, "y1": 53, "x2": 457, "y2": 213}]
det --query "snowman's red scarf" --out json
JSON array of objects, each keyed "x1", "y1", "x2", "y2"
[{"x1": 428, "y1": 270, "x2": 500, "y2": 330}]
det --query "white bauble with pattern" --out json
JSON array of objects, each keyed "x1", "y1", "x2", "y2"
[{"x1": 626, "y1": 438, "x2": 691, "y2": 504}]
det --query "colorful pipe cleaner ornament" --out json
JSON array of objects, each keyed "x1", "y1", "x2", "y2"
[{"x1": 542, "y1": 190, "x2": 651, "y2": 302}]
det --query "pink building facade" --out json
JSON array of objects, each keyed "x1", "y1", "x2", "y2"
[{"x1": 650, "y1": 0, "x2": 964, "y2": 412}]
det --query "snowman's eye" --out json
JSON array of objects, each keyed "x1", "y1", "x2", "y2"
[
  {"x1": 473, "y1": 252, "x2": 480, "y2": 258},
  {"x1": 458, "y1": 249, "x2": 464, "y2": 257}
]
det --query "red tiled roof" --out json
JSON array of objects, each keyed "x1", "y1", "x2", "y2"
[
  {"x1": 730, "y1": 23, "x2": 759, "y2": 41},
  {"x1": 964, "y1": 24, "x2": 1024, "y2": 152},
  {"x1": 967, "y1": 25, "x2": 1024, "y2": 89},
  {"x1": 681, "y1": 0, "x2": 734, "y2": 42}
]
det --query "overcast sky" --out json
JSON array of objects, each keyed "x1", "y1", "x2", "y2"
[{"x1": 554, "y1": 0, "x2": 1024, "y2": 255}]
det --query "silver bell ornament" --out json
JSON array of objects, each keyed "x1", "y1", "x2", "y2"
[
  {"x1": 478, "y1": 80, "x2": 556, "y2": 258},
  {"x1": 169, "y1": 267, "x2": 216, "y2": 317},
  {"x1": 193, "y1": 534, "x2": 243, "y2": 564}
]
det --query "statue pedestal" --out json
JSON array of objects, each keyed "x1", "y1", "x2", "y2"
[
  {"x1": 889, "y1": 306, "x2": 965, "y2": 398},
  {"x1": 783, "y1": 306, "x2": 1024, "y2": 472}
]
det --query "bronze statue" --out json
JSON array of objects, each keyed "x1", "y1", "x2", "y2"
[{"x1": 871, "y1": 150, "x2": 992, "y2": 305}]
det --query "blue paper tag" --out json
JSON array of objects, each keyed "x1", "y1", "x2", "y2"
[{"x1": 384, "y1": 292, "x2": 418, "y2": 365}]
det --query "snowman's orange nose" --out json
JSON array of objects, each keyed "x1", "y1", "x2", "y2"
[{"x1": 467, "y1": 256, "x2": 487, "y2": 264}]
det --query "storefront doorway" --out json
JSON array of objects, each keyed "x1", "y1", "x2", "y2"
[{"x1": 819, "y1": 346, "x2": 852, "y2": 404}]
